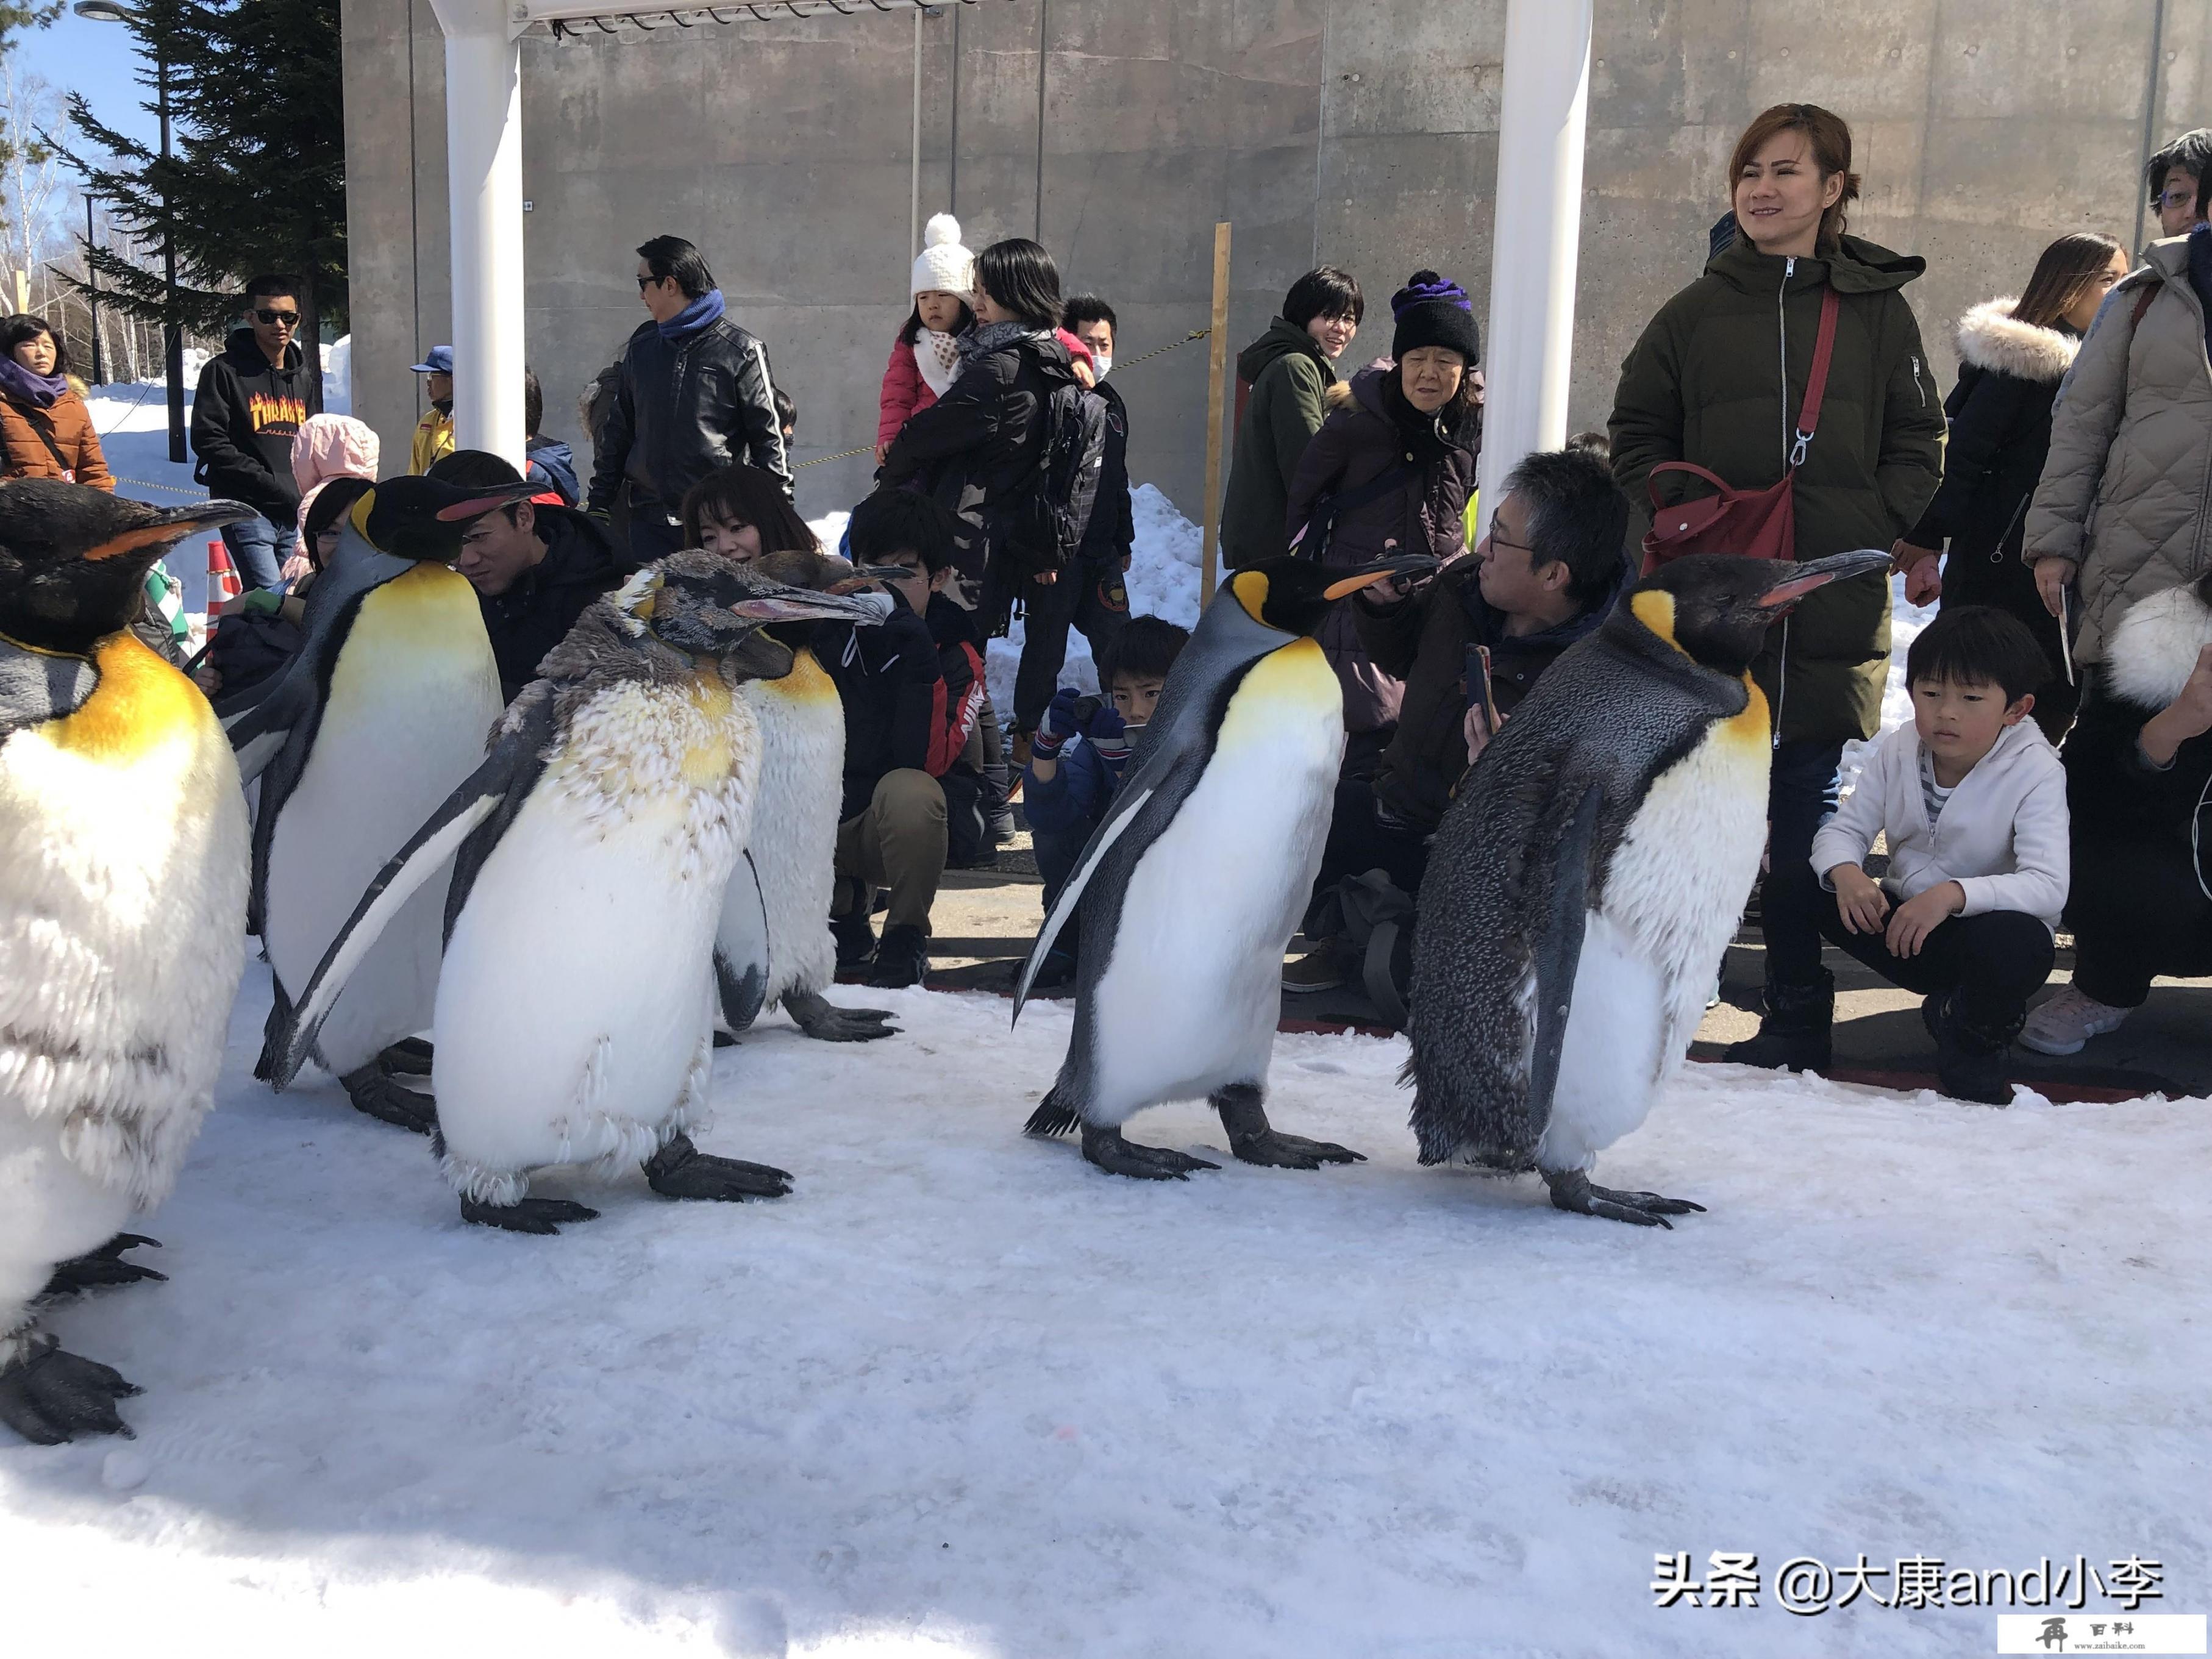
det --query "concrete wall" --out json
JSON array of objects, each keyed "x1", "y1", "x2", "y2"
[{"x1": 343, "y1": 0, "x2": 2211, "y2": 523}]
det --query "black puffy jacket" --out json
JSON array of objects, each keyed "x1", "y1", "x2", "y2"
[
  {"x1": 587, "y1": 313, "x2": 791, "y2": 516},
  {"x1": 880, "y1": 325, "x2": 1079, "y2": 624}
]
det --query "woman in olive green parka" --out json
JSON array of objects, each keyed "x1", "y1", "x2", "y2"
[
  {"x1": 1609, "y1": 102, "x2": 1946, "y2": 1072},
  {"x1": 1219, "y1": 267, "x2": 1363, "y2": 569}
]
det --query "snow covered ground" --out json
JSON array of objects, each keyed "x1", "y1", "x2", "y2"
[{"x1": 4, "y1": 965, "x2": 2206, "y2": 1655}]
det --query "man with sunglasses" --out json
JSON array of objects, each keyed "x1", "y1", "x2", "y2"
[
  {"x1": 190, "y1": 273, "x2": 320, "y2": 590},
  {"x1": 586, "y1": 234, "x2": 792, "y2": 569}
]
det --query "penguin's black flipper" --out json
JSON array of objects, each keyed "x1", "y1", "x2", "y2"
[
  {"x1": 0, "y1": 637, "x2": 96, "y2": 749},
  {"x1": 1525, "y1": 783, "x2": 1606, "y2": 1144},
  {"x1": 714, "y1": 851, "x2": 772, "y2": 1033},
  {"x1": 272, "y1": 694, "x2": 555, "y2": 1090},
  {"x1": 221, "y1": 665, "x2": 317, "y2": 783}
]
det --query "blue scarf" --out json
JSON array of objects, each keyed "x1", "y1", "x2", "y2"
[
  {"x1": 0, "y1": 356, "x2": 66, "y2": 409},
  {"x1": 658, "y1": 287, "x2": 726, "y2": 341}
]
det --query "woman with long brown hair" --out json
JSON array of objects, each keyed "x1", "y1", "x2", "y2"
[
  {"x1": 1610, "y1": 102, "x2": 1947, "y2": 1074},
  {"x1": 1891, "y1": 232, "x2": 2128, "y2": 738}
]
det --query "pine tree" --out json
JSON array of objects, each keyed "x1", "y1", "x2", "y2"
[{"x1": 54, "y1": 0, "x2": 344, "y2": 382}]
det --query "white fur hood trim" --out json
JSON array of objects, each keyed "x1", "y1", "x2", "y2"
[
  {"x1": 2105, "y1": 582, "x2": 2212, "y2": 710},
  {"x1": 1955, "y1": 298, "x2": 2078, "y2": 385}
]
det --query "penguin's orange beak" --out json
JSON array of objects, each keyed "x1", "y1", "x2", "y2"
[
  {"x1": 1753, "y1": 548, "x2": 1892, "y2": 610},
  {"x1": 83, "y1": 497, "x2": 258, "y2": 560}
]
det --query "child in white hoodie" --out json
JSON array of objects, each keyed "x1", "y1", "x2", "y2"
[{"x1": 1808, "y1": 605, "x2": 2070, "y2": 1104}]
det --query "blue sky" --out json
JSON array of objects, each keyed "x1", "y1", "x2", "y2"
[{"x1": 16, "y1": 8, "x2": 164, "y2": 154}]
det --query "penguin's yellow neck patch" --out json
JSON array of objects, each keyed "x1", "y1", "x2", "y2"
[
  {"x1": 1229, "y1": 569, "x2": 1269, "y2": 621},
  {"x1": 1630, "y1": 590, "x2": 1686, "y2": 657},
  {"x1": 681, "y1": 672, "x2": 737, "y2": 787},
  {"x1": 50, "y1": 632, "x2": 208, "y2": 760},
  {"x1": 1724, "y1": 674, "x2": 1772, "y2": 751},
  {"x1": 765, "y1": 644, "x2": 837, "y2": 705}
]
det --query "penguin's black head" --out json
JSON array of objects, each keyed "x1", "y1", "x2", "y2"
[
  {"x1": 614, "y1": 548, "x2": 893, "y2": 679},
  {"x1": 0, "y1": 480, "x2": 255, "y2": 655},
  {"x1": 360, "y1": 474, "x2": 543, "y2": 562},
  {"x1": 1228, "y1": 552, "x2": 1442, "y2": 638},
  {"x1": 1625, "y1": 550, "x2": 1893, "y2": 676}
]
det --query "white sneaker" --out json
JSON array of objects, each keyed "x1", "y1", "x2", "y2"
[{"x1": 2019, "y1": 985, "x2": 2132, "y2": 1056}]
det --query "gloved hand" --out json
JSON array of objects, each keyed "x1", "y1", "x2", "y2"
[
  {"x1": 238, "y1": 588, "x2": 285, "y2": 618},
  {"x1": 1086, "y1": 699, "x2": 1132, "y2": 774},
  {"x1": 1032, "y1": 685, "x2": 1088, "y2": 758}
]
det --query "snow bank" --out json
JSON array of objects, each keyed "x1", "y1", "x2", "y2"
[{"x1": 1, "y1": 968, "x2": 2203, "y2": 1654}]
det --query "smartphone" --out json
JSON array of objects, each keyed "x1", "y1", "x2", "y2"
[
  {"x1": 2059, "y1": 587, "x2": 2076, "y2": 685},
  {"x1": 1465, "y1": 644, "x2": 1496, "y2": 731}
]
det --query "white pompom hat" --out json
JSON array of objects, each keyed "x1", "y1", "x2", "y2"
[{"x1": 912, "y1": 212, "x2": 976, "y2": 298}]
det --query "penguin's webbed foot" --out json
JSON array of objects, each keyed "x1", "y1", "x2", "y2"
[
  {"x1": 643, "y1": 1133, "x2": 794, "y2": 1202},
  {"x1": 39, "y1": 1233, "x2": 166, "y2": 1300},
  {"x1": 1079, "y1": 1124, "x2": 1220, "y2": 1181},
  {"x1": 341, "y1": 1058, "x2": 437, "y2": 1135},
  {"x1": 1213, "y1": 1085, "x2": 1365, "y2": 1171},
  {"x1": 460, "y1": 1195, "x2": 601, "y2": 1235},
  {"x1": 1544, "y1": 1168, "x2": 1705, "y2": 1229},
  {"x1": 0, "y1": 1337, "x2": 141, "y2": 1444},
  {"x1": 382, "y1": 1036, "x2": 435, "y2": 1076},
  {"x1": 784, "y1": 988, "x2": 899, "y2": 1043}
]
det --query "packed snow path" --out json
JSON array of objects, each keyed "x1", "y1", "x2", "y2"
[{"x1": 4, "y1": 965, "x2": 2205, "y2": 1655}]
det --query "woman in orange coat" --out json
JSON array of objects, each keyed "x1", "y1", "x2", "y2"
[{"x1": 0, "y1": 313, "x2": 113, "y2": 490}]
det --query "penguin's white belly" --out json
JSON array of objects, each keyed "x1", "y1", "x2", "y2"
[
  {"x1": 1537, "y1": 712, "x2": 1769, "y2": 1172},
  {"x1": 431, "y1": 676, "x2": 760, "y2": 1201},
  {"x1": 1086, "y1": 640, "x2": 1340, "y2": 1121},
  {"x1": 722, "y1": 657, "x2": 843, "y2": 1011},
  {"x1": 0, "y1": 638, "x2": 248, "y2": 1355},
  {"x1": 266, "y1": 611, "x2": 499, "y2": 1075}
]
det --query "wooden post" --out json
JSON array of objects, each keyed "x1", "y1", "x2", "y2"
[{"x1": 1200, "y1": 219, "x2": 1232, "y2": 607}]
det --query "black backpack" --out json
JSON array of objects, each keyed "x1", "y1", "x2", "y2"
[{"x1": 1001, "y1": 376, "x2": 1108, "y2": 579}]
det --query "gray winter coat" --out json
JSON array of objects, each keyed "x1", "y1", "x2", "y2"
[{"x1": 2024, "y1": 235, "x2": 2212, "y2": 666}]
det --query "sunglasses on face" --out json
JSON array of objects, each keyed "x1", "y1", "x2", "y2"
[
  {"x1": 254, "y1": 308, "x2": 299, "y2": 326},
  {"x1": 637, "y1": 274, "x2": 662, "y2": 291}
]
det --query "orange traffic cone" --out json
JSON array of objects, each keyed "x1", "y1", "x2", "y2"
[{"x1": 207, "y1": 538, "x2": 241, "y2": 610}]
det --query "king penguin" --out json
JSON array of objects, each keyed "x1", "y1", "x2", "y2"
[
  {"x1": 226, "y1": 474, "x2": 538, "y2": 1135},
  {"x1": 0, "y1": 480, "x2": 257, "y2": 1443},
  {"x1": 1016, "y1": 551, "x2": 1436, "y2": 1180},
  {"x1": 1405, "y1": 549, "x2": 1892, "y2": 1226},
  {"x1": 713, "y1": 546, "x2": 901, "y2": 1043},
  {"x1": 273, "y1": 551, "x2": 888, "y2": 1233}
]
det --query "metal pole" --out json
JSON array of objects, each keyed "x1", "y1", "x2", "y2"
[
  {"x1": 85, "y1": 194, "x2": 105, "y2": 386},
  {"x1": 1474, "y1": 0, "x2": 1591, "y2": 546},
  {"x1": 1200, "y1": 220, "x2": 1230, "y2": 607},
  {"x1": 159, "y1": 50, "x2": 184, "y2": 463},
  {"x1": 910, "y1": 7, "x2": 922, "y2": 257},
  {"x1": 1032, "y1": 0, "x2": 1046, "y2": 240},
  {"x1": 430, "y1": 0, "x2": 527, "y2": 465}
]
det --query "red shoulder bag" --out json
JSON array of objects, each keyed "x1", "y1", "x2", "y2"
[{"x1": 1639, "y1": 286, "x2": 1840, "y2": 576}]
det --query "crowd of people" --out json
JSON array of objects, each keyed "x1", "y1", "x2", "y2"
[{"x1": 163, "y1": 104, "x2": 2212, "y2": 1102}]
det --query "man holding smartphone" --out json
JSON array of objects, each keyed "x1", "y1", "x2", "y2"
[
  {"x1": 189, "y1": 274, "x2": 321, "y2": 591},
  {"x1": 1284, "y1": 446, "x2": 1630, "y2": 996}
]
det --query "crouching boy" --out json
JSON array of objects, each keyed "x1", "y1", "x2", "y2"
[
  {"x1": 1021, "y1": 615, "x2": 1190, "y2": 989},
  {"x1": 1806, "y1": 605, "x2": 2069, "y2": 1104}
]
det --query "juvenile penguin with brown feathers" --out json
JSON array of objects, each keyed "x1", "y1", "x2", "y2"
[{"x1": 1405, "y1": 550, "x2": 1891, "y2": 1226}]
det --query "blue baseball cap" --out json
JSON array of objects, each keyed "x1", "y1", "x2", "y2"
[{"x1": 410, "y1": 345, "x2": 454, "y2": 374}]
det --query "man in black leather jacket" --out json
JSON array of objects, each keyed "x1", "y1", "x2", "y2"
[{"x1": 587, "y1": 234, "x2": 791, "y2": 567}]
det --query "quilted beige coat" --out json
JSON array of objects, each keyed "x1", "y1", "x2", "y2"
[{"x1": 2024, "y1": 236, "x2": 2212, "y2": 666}]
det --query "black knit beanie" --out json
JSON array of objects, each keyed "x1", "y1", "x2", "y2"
[{"x1": 1390, "y1": 270, "x2": 1480, "y2": 364}]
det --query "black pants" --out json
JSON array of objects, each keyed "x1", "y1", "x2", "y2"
[
  {"x1": 1763, "y1": 738, "x2": 1845, "y2": 987},
  {"x1": 1310, "y1": 778, "x2": 1431, "y2": 914},
  {"x1": 626, "y1": 499, "x2": 683, "y2": 568},
  {"x1": 2068, "y1": 835, "x2": 2212, "y2": 1008},
  {"x1": 1816, "y1": 901, "x2": 2055, "y2": 1030},
  {"x1": 1011, "y1": 555, "x2": 1130, "y2": 732}
]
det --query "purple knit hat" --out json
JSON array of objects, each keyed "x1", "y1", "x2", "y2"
[{"x1": 1390, "y1": 270, "x2": 1480, "y2": 363}]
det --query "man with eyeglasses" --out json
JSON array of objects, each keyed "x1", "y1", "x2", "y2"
[
  {"x1": 585, "y1": 234, "x2": 792, "y2": 569},
  {"x1": 2146, "y1": 129, "x2": 2212, "y2": 242},
  {"x1": 189, "y1": 273, "x2": 321, "y2": 591}
]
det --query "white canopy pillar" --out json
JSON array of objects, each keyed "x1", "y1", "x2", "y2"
[
  {"x1": 427, "y1": 0, "x2": 527, "y2": 468},
  {"x1": 1474, "y1": 0, "x2": 1593, "y2": 544}
]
